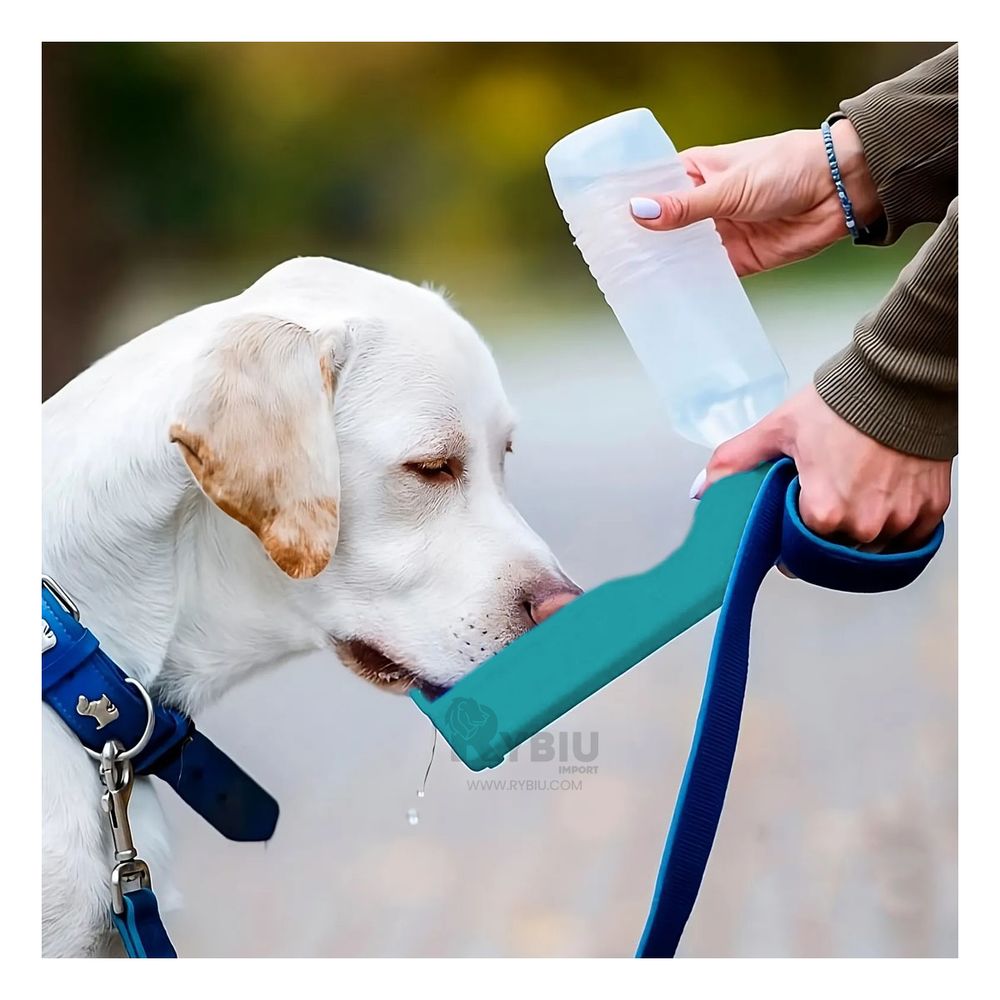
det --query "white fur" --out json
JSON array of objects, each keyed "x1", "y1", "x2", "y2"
[{"x1": 42, "y1": 257, "x2": 577, "y2": 956}]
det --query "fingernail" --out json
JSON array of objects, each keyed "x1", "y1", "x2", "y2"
[
  {"x1": 689, "y1": 468, "x2": 707, "y2": 500},
  {"x1": 629, "y1": 197, "x2": 662, "y2": 220}
]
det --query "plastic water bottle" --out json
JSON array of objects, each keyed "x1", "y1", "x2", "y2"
[{"x1": 545, "y1": 108, "x2": 788, "y2": 449}]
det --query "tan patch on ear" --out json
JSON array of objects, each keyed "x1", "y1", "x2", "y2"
[
  {"x1": 258, "y1": 498, "x2": 339, "y2": 579},
  {"x1": 171, "y1": 423, "x2": 339, "y2": 579}
]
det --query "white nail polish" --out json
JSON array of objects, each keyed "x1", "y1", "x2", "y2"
[
  {"x1": 689, "y1": 468, "x2": 707, "y2": 500},
  {"x1": 629, "y1": 197, "x2": 662, "y2": 220}
]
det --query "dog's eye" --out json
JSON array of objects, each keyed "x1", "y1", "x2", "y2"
[
  {"x1": 405, "y1": 458, "x2": 461, "y2": 482},
  {"x1": 505, "y1": 441, "x2": 513, "y2": 454}
]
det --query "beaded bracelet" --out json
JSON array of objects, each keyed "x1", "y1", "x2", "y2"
[{"x1": 821, "y1": 118, "x2": 869, "y2": 243}]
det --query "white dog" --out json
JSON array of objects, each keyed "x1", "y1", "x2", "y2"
[{"x1": 42, "y1": 257, "x2": 580, "y2": 957}]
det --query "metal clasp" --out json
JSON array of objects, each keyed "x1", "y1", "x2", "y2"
[
  {"x1": 110, "y1": 859, "x2": 152, "y2": 916},
  {"x1": 99, "y1": 740, "x2": 153, "y2": 915}
]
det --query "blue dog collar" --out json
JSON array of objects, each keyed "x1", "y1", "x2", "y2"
[
  {"x1": 42, "y1": 575, "x2": 281, "y2": 958},
  {"x1": 43, "y1": 578, "x2": 191, "y2": 768},
  {"x1": 42, "y1": 578, "x2": 278, "y2": 841},
  {"x1": 42, "y1": 577, "x2": 280, "y2": 842}
]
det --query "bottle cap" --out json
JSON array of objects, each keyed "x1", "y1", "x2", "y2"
[{"x1": 545, "y1": 108, "x2": 677, "y2": 193}]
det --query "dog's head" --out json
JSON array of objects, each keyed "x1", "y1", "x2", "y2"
[{"x1": 170, "y1": 258, "x2": 579, "y2": 696}]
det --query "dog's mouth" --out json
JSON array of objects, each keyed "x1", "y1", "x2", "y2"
[{"x1": 334, "y1": 638, "x2": 451, "y2": 699}]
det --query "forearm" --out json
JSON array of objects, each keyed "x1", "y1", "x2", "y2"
[
  {"x1": 838, "y1": 44, "x2": 958, "y2": 245},
  {"x1": 814, "y1": 197, "x2": 958, "y2": 460}
]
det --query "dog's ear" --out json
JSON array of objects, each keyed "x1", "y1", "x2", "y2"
[{"x1": 170, "y1": 314, "x2": 343, "y2": 579}]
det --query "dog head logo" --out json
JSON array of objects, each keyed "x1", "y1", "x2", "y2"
[
  {"x1": 75, "y1": 693, "x2": 119, "y2": 730},
  {"x1": 41, "y1": 620, "x2": 56, "y2": 653},
  {"x1": 443, "y1": 697, "x2": 498, "y2": 758}
]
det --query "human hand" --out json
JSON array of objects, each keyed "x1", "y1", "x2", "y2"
[
  {"x1": 629, "y1": 122, "x2": 882, "y2": 276},
  {"x1": 691, "y1": 385, "x2": 952, "y2": 548}
]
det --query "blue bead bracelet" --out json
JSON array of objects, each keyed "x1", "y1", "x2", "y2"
[{"x1": 821, "y1": 119, "x2": 868, "y2": 243}]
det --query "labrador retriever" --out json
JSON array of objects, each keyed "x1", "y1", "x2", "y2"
[{"x1": 41, "y1": 256, "x2": 580, "y2": 956}]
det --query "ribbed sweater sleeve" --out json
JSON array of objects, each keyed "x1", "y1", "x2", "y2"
[
  {"x1": 842, "y1": 44, "x2": 958, "y2": 246},
  {"x1": 814, "y1": 45, "x2": 958, "y2": 459},
  {"x1": 815, "y1": 198, "x2": 958, "y2": 459}
]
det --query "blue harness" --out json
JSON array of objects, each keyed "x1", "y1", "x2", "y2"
[
  {"x1": 636, "y1": 459, "x2": 943, "y2": 956},
  {"x1": 42, "y1": 577, "x2": 280, "y2": 959}
]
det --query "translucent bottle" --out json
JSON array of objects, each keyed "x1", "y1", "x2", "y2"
[{"x1": 545, "y1": 108, "x2": 788, "y2": 449}]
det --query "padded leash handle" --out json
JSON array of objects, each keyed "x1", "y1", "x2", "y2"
[{"x1": 636, "y1": 458, "x2": 944, "y2": 958}]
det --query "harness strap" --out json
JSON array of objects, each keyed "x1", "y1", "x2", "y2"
[
  {"x1": 636, "y1": 458, "x2": 944, "y2": 957},
  {"x1": 111, "y1": 888, "x2": 178, "y2": 959},
  {"x1": 42, "y1": 582, "x2": 279, "y2": 841}
]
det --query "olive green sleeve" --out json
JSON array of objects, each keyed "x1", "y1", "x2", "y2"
[
  {"x1": 815, "y1": 198, "x2": 958, "y2": 459},
  {"x1": 813, "y1": 45, "x2": 958, "y2": 459},
  {"x1": 841, "y1": 43, "x2": 957, "y2": 246}
]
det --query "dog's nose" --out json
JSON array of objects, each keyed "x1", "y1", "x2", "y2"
[{"x1": 526, "y1": 577, "x2": 583, "y2": 626}]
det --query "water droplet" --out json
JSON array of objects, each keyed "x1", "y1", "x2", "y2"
[{"x1": 405, "y1": 726, "x2": 437, "y2": 828}]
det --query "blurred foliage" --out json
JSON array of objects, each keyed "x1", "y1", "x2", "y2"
[{"x1": 42, "y1": 42, "x2": 950, "y2": 394}]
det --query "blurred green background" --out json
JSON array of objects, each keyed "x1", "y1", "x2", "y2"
[
  {"x1": 42, "y1": 43, "x2": 956, "y2": 958},
  {"x1": 43, "y1": 41, "x2": 948, "y2": 397}
]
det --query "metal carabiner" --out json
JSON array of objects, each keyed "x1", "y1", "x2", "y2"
[
  {"x1": 100, "y1": 741, "x2": 137, "y2": 863},
  {"x1": 99, "y1": 740, "x2": 153, "y2": 914}
]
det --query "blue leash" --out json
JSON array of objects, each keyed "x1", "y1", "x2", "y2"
[
  {"x1": 637, "y1": 458, "x2": 943, "y2": 957},
  {"x1": 42, "y1": 577, "x2": 281, "y2": 959},
  {"x1": 112, "y1": 889, "x2": 178, "y2": 959}
]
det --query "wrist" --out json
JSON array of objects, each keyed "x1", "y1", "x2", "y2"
[{"x1": 829, "y1": 118, "x2": 882, "y2": 228}]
